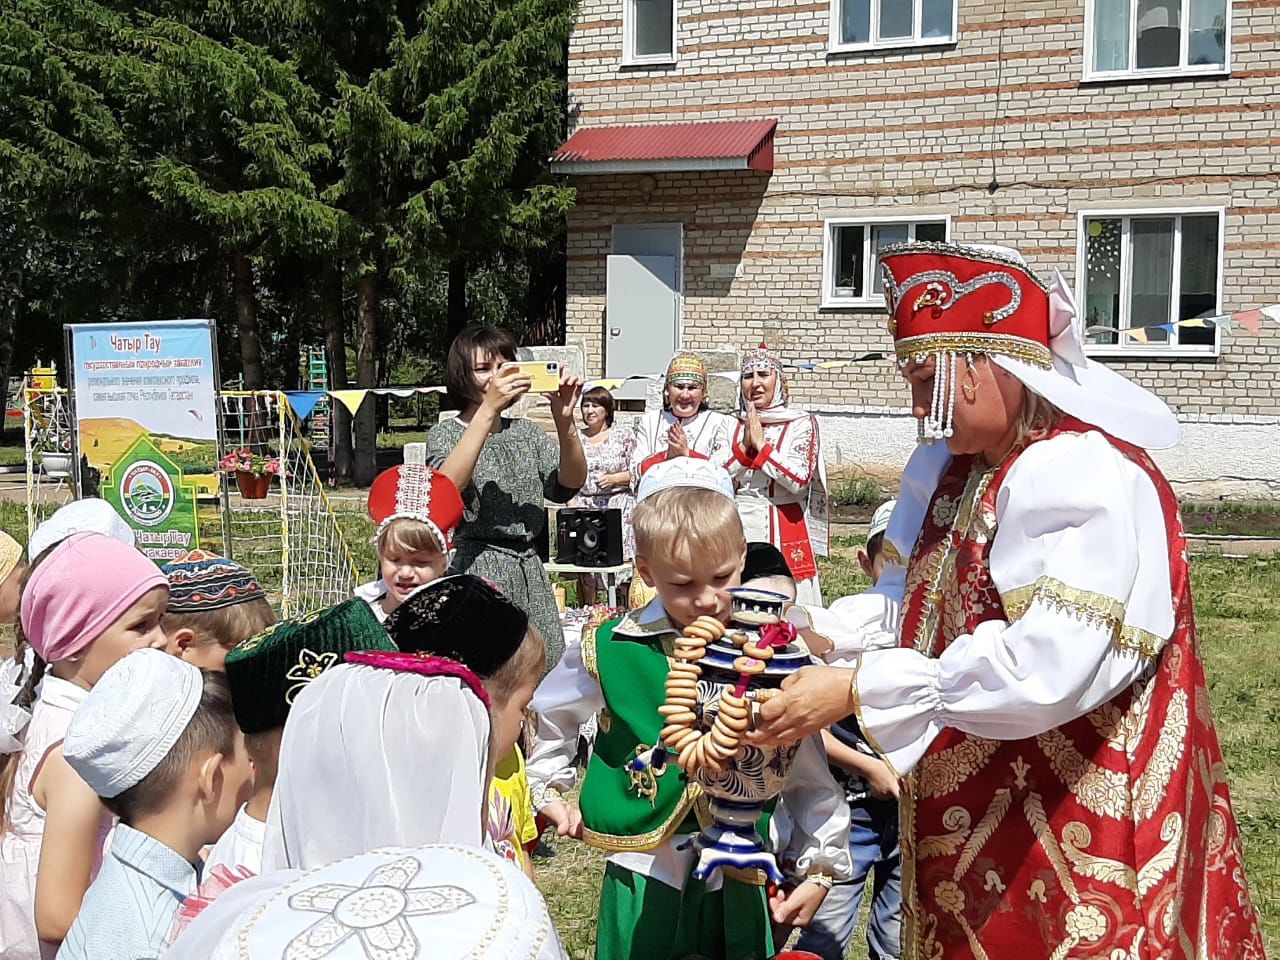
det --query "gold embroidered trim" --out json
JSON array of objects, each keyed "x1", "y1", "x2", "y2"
[
  {"x1": 1118, "y1": 624, "x2": 1165, "y2": 659},
  {"x1": 895, "y1": 333, "x2": 1052, "y2": 370},
  {"x1": 581, "y1": 783, "x2": 702, "y2": 852},
  {"x1": 848, "y1": 655, "x2": 901, "y2": 781},
  {"x1": 581, "y1": 624, "x2": 600, "y2": 682},
  {"x1": 880, "y1": 539, "x2": 905, "y2": 567},
  {"x1": 1001, "y1": 576, "x2": 1166, "y2": 660},
  {"x1": 910, "y1": 461, "x2": 998, "y2": 656}
]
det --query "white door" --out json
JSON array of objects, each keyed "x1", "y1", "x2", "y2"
[
  {"x1": 605, "y1": 255, "x2": 678, "y2": 379},
  {"x1": 607, "y1": 224, "x2": 682, "y2": 380}
]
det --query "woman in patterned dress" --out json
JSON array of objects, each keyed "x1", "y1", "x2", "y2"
[
  {"x1": 567, "y1": 386, "x2": 635, "y2": 604},
  {"x1": 427, "y1": 327, "x2": 584, "y2": 674}
]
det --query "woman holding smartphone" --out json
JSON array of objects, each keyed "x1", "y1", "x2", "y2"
[{"x1": 427, "y1": 326, "x2": 585, "y2": 674}]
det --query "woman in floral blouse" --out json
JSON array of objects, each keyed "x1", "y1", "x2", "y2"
[{"x1": 568, "y1": 386, "x2": 635, "y2": 604}]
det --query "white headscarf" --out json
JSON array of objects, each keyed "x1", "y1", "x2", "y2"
[
  {"x1": 171, "y1": 845, "x2": 566, "y2": 960},
  {"x1": 259, "y1": 659, "x2": 492, "y2": 873}
]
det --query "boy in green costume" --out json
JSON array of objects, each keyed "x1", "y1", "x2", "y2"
[{"x1": 528, "y1": 458, "x2": 850, "y2": 960}]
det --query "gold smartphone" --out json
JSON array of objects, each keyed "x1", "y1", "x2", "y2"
[{"x1": 503, "y1": 360, "x2": 561, "y2": 392}]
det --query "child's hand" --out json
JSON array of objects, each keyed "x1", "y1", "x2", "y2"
[
  {"x1": 540, "y1": 799, "x2": 584, "y2": 840},
  {"x1": 769, "y1": 879, "x2": 829, "y2": 927},
  {"x1": 866, "y1": 757, "x2": 901, "y2": 801}
]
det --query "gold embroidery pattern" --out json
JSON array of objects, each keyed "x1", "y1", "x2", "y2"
[
  {"x1": 1001, "y1": 576, "x2": 1167, "y2": 660},
  {"x1": 1133, "y1": 690, "x2": 1189, "y2": 822},
  {"x1": 1001, "y1": 577, "x2": 1123, "y2": 634},
  {"x1": 917, "y1": 806, "x2": 971, "y2": 859},
  {"x1": 933, "y1": 880, "x2": 990, "y2": 960},
  {"x1": 954, "y1": 788, "x2": 1013, "y2": 880},
  {"x1": 1035, "y1": 727, "x2": 1132, "y2": 820},
  {"x1": 1061, "y1": 821, "x2": 1138, "y2": 893},
  {"x1": 1137, "y1": 812, "x2": 1182, "y2": 896},
  {"x1": 919, "y1": 738, "x2": 1000, "y2": 798},
  {"x1": 1118, "y1": 623, "x2": 1166, "y2": 659},
  {"x1": 581, "y1": 625, "x2": 600, "y2": 682},
  {"x1": 1023, "y1": 790, "x2": 1079, "y2": 903}
]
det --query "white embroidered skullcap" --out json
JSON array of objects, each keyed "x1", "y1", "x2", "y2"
[
  {"x1": 29, "y1": 497, "x2": 135, "y2": 562},
  {"x1": 207, "y1": 844, "x2": 567, "y2": 960},
  {"x1": 63, "y1": 648, "x2": 202, "y2": 799},
  {"x1": 867, "y1": 499, "x2": 897, "y2": 542},
  {"x1": 636, "y1": 457, "x2": 735, "y2": 504}
]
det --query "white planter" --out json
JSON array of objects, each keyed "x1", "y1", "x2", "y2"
[{"x1": 40, "y1": 452, "x2": 73, "y2": 478}]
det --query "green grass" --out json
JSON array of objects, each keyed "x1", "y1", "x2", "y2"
[
  {"x1": 0, "y1": 445, "x2": 25, "y2": 466},
  {"x1": 828, "y1": 475, "x2": 891, "y2": 509}
]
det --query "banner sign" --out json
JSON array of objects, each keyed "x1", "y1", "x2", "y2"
[{"x1": 68, "y1": 320, "x2": 219, "y2": 564}]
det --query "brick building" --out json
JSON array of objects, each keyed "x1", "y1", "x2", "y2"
[{"x1": 551, "y1": 0, "x2": 1280, "y2": 495}]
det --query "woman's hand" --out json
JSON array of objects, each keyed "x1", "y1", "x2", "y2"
[
  {"x1": 540, "y1": 799, "x2": 584, "y2": 840},
  {"x1": 747, "y1": 665, "x2": 857, "y2": 745},
  {"x1": 600, "y1": 470, "x2": 631, "y2": 492},
  {"x1": 744, "y1": 405, "x2": 765, "y2": 455},
  {"x1": 666, "y1": 422, "x2": 690, "y2": 459},
  {"x1": 482, "y1": 364, "x2": 532, "y2": 417},
  {"x1": 547, "y1": 372, "x2": 583, "y2": 428}
]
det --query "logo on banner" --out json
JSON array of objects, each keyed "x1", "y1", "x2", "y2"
[{"x1": 119, "y1": 460, "x2": 176, "y2": 527}]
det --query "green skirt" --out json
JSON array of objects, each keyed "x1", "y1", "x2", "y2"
[{"x1": 596, "y1": 861, "x2": 775, "y2": 960}]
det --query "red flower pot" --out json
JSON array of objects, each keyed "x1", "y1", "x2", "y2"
[{"x1": 235, "y1": 470, "x2": 272, "y2": 500}]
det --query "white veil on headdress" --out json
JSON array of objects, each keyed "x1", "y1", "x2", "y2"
[{"x1": 259, "y1": 655, "x2": 492, "y2": 873}]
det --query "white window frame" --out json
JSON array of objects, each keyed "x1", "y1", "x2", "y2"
[
  {"x1": 1082, "y1": 0, "x2": 1231, "y2": 82},
  {"x1": 827, "y1": 0, "x2": 958, "y2": 53},
  {"x1": 820, "y1": 215, "x2": 951, "y2": 309},
  {"x1": 1075, "y1": 206, "x2": 1225, "y2": 359},
  {"x1": 622, "y1": 0, "x2": 678, "y2": 66}
]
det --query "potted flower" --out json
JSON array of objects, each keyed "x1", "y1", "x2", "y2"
[
  {"x1": 219, "y1": 449, "x2": 282, "y2": 500},
  {"x1": 37, "y1": 433, "x2": 74, "y2": 478}
]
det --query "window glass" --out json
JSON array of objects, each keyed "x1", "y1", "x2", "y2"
[
  {"x1": 1178, "y1": 215, "x2": 1219, "y2": 345},
  {"x1": 1129, "y1": 219, "x2": 1175, "y2": 343},
  {"x1": 878, "y1": 0, "x2": 914, "y2": 39},
  {"x1": 1187, "y1": 0, "x2": 1227, "y2": 64},
  {"x1": 834, "y1": 225, "x2": 866, "y2": 298},
  {"x1": 633, "y1": 0, "x2": 674, "y2": 58},
  {"x1": 841, "y1": 0, "x2": 872, "y2": 44},
  {"x1": 1084, "y1": 218, "x2": 1122, "y2": 345},
  {"x1": 921, "y1": 0, "x2": 953, "y2": 38},
  {"x1": 1093, "y1": 0, "x2": 1132, "y2": 72},
  {"x1": 915, "y1": 221, "x2": 947, "y2": 243}
]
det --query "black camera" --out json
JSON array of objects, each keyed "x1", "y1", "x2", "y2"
[{"x1": 555, "y1": 508, "x2": 624, "y2": 567}]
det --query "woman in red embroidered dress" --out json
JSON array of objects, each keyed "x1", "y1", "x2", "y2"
[
  {"x1": 713, "y1": 344, "x2": 829, "y2": 606},
  {"x1": 751, "y1": 242, "x2": 1264, "y2": 959}
]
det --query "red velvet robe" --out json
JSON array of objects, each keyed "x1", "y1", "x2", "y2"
[{"x1": 897, "y1": 419, "x2": 1264, "y2": 959}]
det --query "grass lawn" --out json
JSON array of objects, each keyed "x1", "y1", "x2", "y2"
[{"x1": 535, "y1": 542, "x2": 1280, "y2": 958}]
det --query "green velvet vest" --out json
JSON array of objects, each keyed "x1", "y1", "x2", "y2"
[{"x1": 578, "y1": 618, "x2": 702, "y2": 851}]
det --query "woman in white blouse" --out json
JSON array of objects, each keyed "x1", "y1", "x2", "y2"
[{"x1": 630, "y1": 352, "x2": 730, "y2": 484}]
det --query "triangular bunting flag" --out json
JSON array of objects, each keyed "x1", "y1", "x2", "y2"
[
  {"x1": 1259, "y1": 305, "x2": 1280, "y2": 323},
  {"x1": 1234, "y1": 310, "x2": 1263, "y2": 334},
  {"x1": 329, "y1": 389, "x2": 370, "y2": 415},
  {"x1": 283, "y1": 391, "x2": 325, "y2": 421},
  {"x1": 1126, "y1": 327, "x2": 1150, "y2": 343}
]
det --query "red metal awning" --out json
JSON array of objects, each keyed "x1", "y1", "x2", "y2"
[{"x1": 550, "y1": 119, "x2": 777, "y2": 175}]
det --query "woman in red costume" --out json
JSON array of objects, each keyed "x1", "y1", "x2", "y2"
[{"x1": 752, "y1": 241, "x2": 1265, "y2": 959}]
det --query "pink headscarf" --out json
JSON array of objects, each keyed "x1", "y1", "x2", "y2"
[{"x1": 21, "y1": 533, "x2": 168, "y2": 664}]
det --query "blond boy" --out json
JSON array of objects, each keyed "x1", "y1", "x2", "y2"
[{"x1": 528, "y1": 458, "x2": 850, "y2": 960}]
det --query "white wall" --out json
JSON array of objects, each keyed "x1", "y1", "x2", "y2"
[{"x1": 814, "y1": 408, "x2": 1280, "y2": 499}]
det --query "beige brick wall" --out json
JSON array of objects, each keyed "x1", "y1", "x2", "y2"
[{"x1": 562, "y1": 0, "x2": 1280, "y2": 418}]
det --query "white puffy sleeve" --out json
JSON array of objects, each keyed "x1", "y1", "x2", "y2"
[
  {"x1": 774, "y1": 734, "x2": 853, "y2": 882},
  {"x1": 854, "y1": 431, "x2": 1174, "y2": 774},
  {"x1": 526, "y1": 641, "x2": 605, "y2": 808},
  {"x1": 785, "y1": 439, "x2": 952, "y2": 661}
]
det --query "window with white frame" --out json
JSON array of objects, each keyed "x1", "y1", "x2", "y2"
[
  {"x1": 829, "y1": 0, "x2": 956, "y2": 51},
  {"x1": 623, "y1": 0, "x2": 676, "y2": 65},
  {"x1": 822, "y1": 218, "x2": 948, "y2": 306},
  {"x1": 1087, "y1": 0, "x2": 1228, "y2": 78},
  {"x1": 1079, "y1": 210, "x2": 1223, "y2": 353}
]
